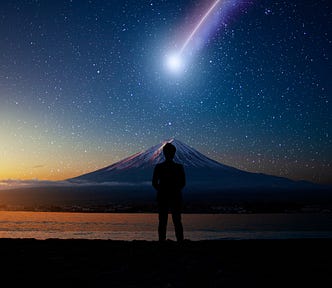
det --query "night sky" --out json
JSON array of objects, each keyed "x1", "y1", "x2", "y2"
[{"x1": 0, "y1": 0, "x2": 331, "y2": 184}]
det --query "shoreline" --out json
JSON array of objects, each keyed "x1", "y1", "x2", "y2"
[{"x1": 1, "y1": 238, "x2": 331, "y2": 287}]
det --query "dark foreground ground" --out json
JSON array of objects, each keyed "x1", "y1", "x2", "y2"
[{"x1": 1, "y1": 238, "x2": 331, "y2": 287}]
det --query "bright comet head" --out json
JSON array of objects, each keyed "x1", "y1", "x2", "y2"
[{"x1": 166, "y1": 53, "x2": 183, "y2": 73}]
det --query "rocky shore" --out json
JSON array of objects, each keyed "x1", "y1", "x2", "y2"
[{"x1": 1, "y1": 238, "x2": 331, "y2": 287}]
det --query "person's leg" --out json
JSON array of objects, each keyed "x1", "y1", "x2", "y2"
[
  {"x1": 172, "y1": 208, "x2": 184, "y2": 242},
  {"x1": 158, "y1": 205, "x2": 168, "y2": 241}
]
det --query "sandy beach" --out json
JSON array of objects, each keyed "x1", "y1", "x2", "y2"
[{"x1": 1, "y1": 238, "x2": 330, "y2": 287}]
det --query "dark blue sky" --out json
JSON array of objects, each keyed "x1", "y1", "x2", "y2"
[{"x1": 0, "y1": 0, "x2": 331, "y2": 183}]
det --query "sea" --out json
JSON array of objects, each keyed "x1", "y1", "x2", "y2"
[{"x1": 0, "y1": 211, "x2": 331, "y2": 241}]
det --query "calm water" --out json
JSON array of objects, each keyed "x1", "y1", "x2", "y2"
[{"x1": 0, "y1": 211, "x2": 331, "y2": 240}]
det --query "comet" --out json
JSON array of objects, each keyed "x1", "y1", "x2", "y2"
[
  {"x1": 165, "y1": 0, "x2": 222, "y2": 74},
  {"x1": 166, "y1": 54, "x2": 183, "y2": 73},
  {"x1": 165, "y1": 0, "x2": 250, "y2": 74},
  {"x1": 180, "y1": 0, "x2": 221, "y2": 55}
]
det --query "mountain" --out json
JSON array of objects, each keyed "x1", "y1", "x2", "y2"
[
  {"x1": 68, "y1": 138, "x2": 320, "y2": 191},
  {"x1": 1, "y1": 138, "x2": 329, "y2": 213}
]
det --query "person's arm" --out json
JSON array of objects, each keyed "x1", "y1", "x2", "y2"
[{"x1": 152, "y1": 165, "x2": 160, "y2": 191}]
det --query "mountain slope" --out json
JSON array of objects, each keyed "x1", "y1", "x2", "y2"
[{"x1": 68, "y1": 139, "x2": 319, "y2": 191}]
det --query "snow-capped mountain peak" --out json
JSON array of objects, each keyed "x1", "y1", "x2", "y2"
[
  {"x1": 69, "y1": 138, "x2": 237, "y2": 183},
  {"x1": 68, "y1": 138, "x2": 319, "y2": 191},
  {"x1": 105, "y1": 138, "x2": 229, "y2": 171}
]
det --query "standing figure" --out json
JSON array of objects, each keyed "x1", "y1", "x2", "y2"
[{"x1": 152, "y1": 142, "x2": 186, "y2": 242}]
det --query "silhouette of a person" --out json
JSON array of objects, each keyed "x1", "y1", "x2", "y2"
[{"x1": 152, "y1": 142, "x2": 185, "y2": 242}]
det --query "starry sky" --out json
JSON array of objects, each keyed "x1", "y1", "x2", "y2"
[{"x1": 0, "y1": 0, "x2": 331, "y2": 184}]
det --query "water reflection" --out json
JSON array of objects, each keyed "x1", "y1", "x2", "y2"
[{"x1": 0, "y1": 211, "x2": 331, "y2": 240}]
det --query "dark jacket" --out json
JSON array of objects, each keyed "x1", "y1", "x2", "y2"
[{"x1": 152, "y1": 160, "x2": 186, "y2": 204}]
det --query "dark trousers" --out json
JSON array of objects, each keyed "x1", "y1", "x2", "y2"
[{"x1": 158, "y1": 202, "x2": 184, "y2": 242}]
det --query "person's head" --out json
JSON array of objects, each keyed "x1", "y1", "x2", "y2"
[{"x1": 163, "y1": 143, "x2": 176, "y2": 161}]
